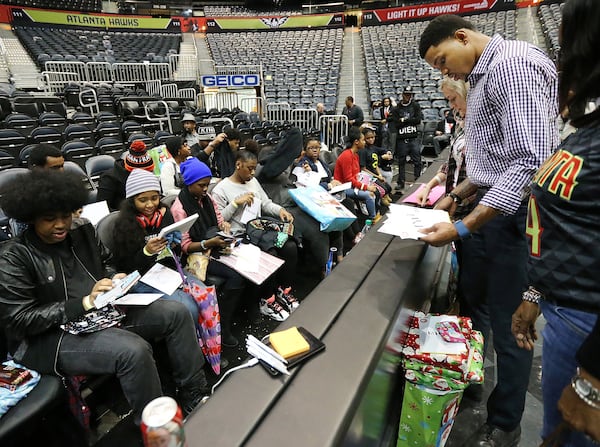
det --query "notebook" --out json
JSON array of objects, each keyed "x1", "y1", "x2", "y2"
[{"x1": 260, "y1": 326, "x2": 325, "y2": 376}]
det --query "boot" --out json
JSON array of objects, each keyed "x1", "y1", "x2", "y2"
[{"x1": 219, "y1": 288, "x2": 243, "y2": 348}]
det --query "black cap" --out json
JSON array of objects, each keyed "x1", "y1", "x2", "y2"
[{"x1": 403, "y1": 86, "x2": 414, "y2": 95}]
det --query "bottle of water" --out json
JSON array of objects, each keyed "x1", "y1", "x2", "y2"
[
  {"x1": 324, "y1": 247, "x2": 337, "y2": 276},
  {"x1": 353, "y1": 219, "x2": 373, "y2": 245}
]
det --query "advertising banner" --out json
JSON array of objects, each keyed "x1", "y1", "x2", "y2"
[
  {"x1": 206, "y1": 13, "x2": 344, "y2": 32},
  {"x1": 362, "y1": 0, "x2": 515, "y2": 25},
  {"x1": 9, "y1": 7, "x2": 180, "y2": 31}
]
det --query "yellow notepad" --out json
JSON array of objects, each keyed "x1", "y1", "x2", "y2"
[{"x1": 270, "y1": 327, "x2": 311, "y2": 359}]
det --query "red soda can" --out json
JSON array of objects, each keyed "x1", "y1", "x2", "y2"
[{"x1": 141, "y1": 396, "x2": 187, "y2": 447}]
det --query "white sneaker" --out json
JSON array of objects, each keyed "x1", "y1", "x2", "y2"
[
  {"x1": 259, "y1": 295, "x2": 289, "y2": 322},
  {"x1": 359, "y1": 202, "x2": 368, "y2": 216}
]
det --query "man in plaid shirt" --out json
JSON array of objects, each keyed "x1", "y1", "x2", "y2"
[{"x1": 419, "y1": 14, "x2": 559, "y2": 447}]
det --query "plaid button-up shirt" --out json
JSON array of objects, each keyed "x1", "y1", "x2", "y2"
[{"x1": 465, "y1": 35, "x2": 559, "y2": 215}]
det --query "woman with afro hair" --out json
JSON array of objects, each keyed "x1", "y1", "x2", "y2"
[{"x1": 0, "y1": 170, "x2": 209, "y2": 422}]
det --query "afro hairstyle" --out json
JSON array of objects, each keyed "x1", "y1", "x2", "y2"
[{"x1": 0, "y1": 170, "x2": 89, "y2": 222}]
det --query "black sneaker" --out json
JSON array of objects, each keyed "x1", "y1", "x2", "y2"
[
  {"x1": 466, "y1": 423, "x2": 521, "y2": 447},
  {"x1": 276, "y1": 286, "x2": 299, "y2": 313}
]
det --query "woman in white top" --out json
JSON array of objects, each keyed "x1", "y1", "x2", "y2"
[{"x1": 160, "y1": 136, "x2": 191, "y2": 197}]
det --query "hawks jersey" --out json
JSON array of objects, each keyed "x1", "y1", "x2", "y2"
[{"x1": 526, "y1": 123, "x2": 600, "y2": 311}]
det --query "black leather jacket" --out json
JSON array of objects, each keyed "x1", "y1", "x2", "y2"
[{"x1": 0, "y1": 224, "x2": 113, "y2": 374}]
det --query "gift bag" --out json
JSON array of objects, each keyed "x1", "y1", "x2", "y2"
[
  {"x1": 288, "y1": 186, "x2": 356, "y2": 232},
  {"x1": 183, "y1": 281, "x2": 222, "y2": 375},
  {"x1": 398, "y1": 382, "x2": 462, "y2": 447},
  {"x1": 185, "y1": 251, "x2": 211, "y2": 282}
]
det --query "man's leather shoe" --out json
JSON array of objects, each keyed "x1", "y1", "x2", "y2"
[{"x1": 466, "y1": 423, "x2": 521, "y2": 447}]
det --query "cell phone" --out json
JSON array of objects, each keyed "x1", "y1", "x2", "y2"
[{"x1": 216, "y1": 231, "x2": 235, "y2": 243}]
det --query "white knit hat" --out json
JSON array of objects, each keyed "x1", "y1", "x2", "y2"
[{"x1": 125, "y1": 169, "x2": 160, "y2": 198}]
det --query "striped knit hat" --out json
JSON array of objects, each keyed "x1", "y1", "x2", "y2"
[
  {"x1": 125, "y1": 168, "x2": 160, "y2": 199},
  {"x1": 124, "y1": 140, "x2": 154, "y2": 172}
]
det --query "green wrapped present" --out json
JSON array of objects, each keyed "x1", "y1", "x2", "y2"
[{"x1": 398, "y1": 382, "x2": 462, "y2": 447}]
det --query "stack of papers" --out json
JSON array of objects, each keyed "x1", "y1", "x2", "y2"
[{"x1": 377, "y1": 204, "x2": 451, "y2": 239}]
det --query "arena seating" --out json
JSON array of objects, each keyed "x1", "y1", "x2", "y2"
[
  {"x1": 206, "y1": 28, "x2": 343, "y2": 111},
  {"x1": 362, "y1": 10, "x2": 516, "y2": 119},
  {"x1": 538, "y1": 2, "x2": 563, "y2": 62},
  {"x1": 2, "y1": 0, "x2": 101, "y2": 13},
  {"x1": 14, "y1": 26, "x2": 181, "y2": 70}
]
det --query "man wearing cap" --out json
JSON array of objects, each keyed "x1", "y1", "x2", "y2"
[
  {"x1": 97, "y1": 139, "x2": 155, "y2": 211},
  {"x1": 391, "y1": 86, "x2": 423, "y2": 191},
  {"x1": 181, "y1": 113, "x2": 201, "y2": 149},
  {"x1": 197, "y1": 128, "x2": 242, "y2": 179}
]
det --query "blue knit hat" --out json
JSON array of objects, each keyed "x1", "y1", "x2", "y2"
[{"x1": 180, "y1": 158, "x2": 212, "y2": 186}]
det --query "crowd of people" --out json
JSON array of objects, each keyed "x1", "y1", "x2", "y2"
[{"x1": 1, "y1": 1, "x2": 599, "y2": 445}]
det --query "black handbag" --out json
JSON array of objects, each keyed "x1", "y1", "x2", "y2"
[{"x1": 245, "y1": 216, "x2": 294, "y2": 251}]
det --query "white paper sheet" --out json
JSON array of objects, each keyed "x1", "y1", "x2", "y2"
[
  {"x1": 139, "y1": 263, "x2": 183, "y2": 295},
  {"x1": 240, "y1": 197, "x2": 261, "y2": 225},
  {"x1": 81, "y1": 201, "x2": 110, "y2": 226},
  {"x1": 377, "y1": 204, "x2": 451, "y2": 239},
  {"x1": 113, "y1": 293, "x2": 163, "y2": 306},
  {"x1": 329, "y1": 182, "x2": 352, "y2": 194},
  {"x1": 292, "y1": 168, "x2": 322, "y2": 187},
  {"x1": 214, "y1": 244, "x2": 285, "y2": 285},
  {"x1": 233, "y1": 243, "x2": 261, "y2": 273}
]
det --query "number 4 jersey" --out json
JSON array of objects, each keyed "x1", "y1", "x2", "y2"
[{"x1": 526, "y1": 123, "x2": 600, "y2": 311}]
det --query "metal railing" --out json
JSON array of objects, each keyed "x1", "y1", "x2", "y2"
[
  {"x1": 320, "y1": 114, "x2": 348, "y2": 149},
  {"x1": 266, "y1": 102, "x2": 291, "y2": 123},
  {"x1": 290, "y1": 108, "x2": 319, "y2": 132}
]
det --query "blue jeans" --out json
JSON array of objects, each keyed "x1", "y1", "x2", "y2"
[
  {"x1": 345, "y1": 188, "x2": 376, "y2": 219},
  {"x1": 459, "y1": 199, "x2": 533, "y2": 431},
  {"x1": 540, "y1": 300, "x2": 597, "y2": 446}
]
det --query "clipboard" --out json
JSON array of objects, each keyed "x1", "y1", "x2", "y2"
[
  {"x1": 158, "y1": 213, "x2": 199, "y2": 238},
  {"x1": 260, "y1": 326, "x2": 326, "y2": 376}
]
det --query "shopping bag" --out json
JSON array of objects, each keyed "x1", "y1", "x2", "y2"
[
  {"x1": 288, "y1": 185, "x2": 356, "y2": 232},
  {"x1": 398, "y1": 382, "x2": 462, "y2": 447}
]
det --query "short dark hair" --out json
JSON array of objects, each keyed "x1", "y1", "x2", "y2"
[
  {"x1": 27, "y1": 144, "x2": 62, "y2": 169},
  {"x1": 559, "y1": 0, "x2": 600, "y2": 126},
  {"x1": 165, "y1": 136, "x2": 183, "y2": 157},
  {"x1": 347, "y1": 127, "x2": 362, "y2": 146},
  {"x1": 345, "y1": 96, "x2": 354, "y2": 103},
  {"x1": 0, "y1": 170, "x2": 88, "y2": 222},
  {"x1": 225, "y1": 128, "x2": 241, "y2": 142},
  {"x1": 419, "y1": 15, "x2": 475, "y2": 59}
]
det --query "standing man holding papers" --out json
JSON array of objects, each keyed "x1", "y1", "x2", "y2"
[{"x1": 418, "y1": 14, "x2": 559, "y2": 446}]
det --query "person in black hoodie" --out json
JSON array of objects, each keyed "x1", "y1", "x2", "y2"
[
  {"x1": 391, "y1": 86, "x2": 423, "y2": 190},
  {"x1": 171, "y1": 158, "x2": 248, "y2": 347},
  {"x1": 97, "y1": 140, "x2": 155, "y2": 211},
  {"x1": 196, "y1": 128, "x2": 241, "y2": 179},
  {"x1": 0, "y1": 170, "x2": 208, "y2": 422}
]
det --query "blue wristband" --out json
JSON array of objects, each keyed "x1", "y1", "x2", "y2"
[{"x1": 453, "y1": 220, "x2": 471, "y2": 240}]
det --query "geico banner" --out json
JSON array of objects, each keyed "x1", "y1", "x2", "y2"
[
  {"x1": 362, "y1": 0, "x2": 515, "y2": 25},
  {"x1": 201, "y1": 74, "x2": 261, "y2": 88},
  {"x1": 10, "y1": 8, "x2": 177, "y2": 30}
]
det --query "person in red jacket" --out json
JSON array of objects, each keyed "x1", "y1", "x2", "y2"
[{"x1": 333, "y1": 127, "x2": 379, "y2": 222}]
